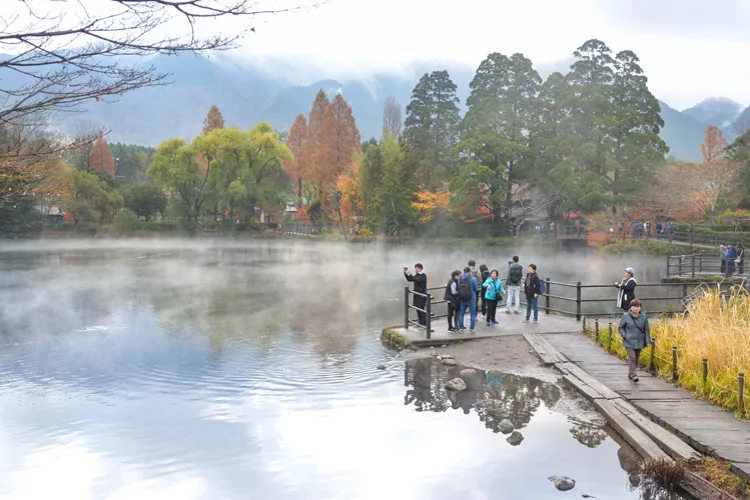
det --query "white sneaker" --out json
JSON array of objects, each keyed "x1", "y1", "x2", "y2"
[{"x1": 532, "y1": 320, "x2": 538, "y2": 324}]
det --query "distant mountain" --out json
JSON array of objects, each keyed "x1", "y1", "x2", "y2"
[
  {"x1": 659, "y1": 101, "x2": 709, "y2": 163},
  {"x1": 19, "y1": 53, "x2": 721, "y2": 162},
  {"x1": 682, "y1": 97, "x2": 742, "y2": 127}
]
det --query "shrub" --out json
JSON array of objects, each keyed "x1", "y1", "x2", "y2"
[{"x1": 114, "y1": 208, "x2": 138, "y2": 231}]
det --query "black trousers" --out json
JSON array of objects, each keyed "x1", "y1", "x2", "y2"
[
  {"x1": 727, "y1": 262, "x2": 735, "y2": 277},
  {"x1": 486, "y1": 298, "x2": 498, "y2": 322},
  {"x1": 414, "y1": 296, "x2": 426, "y2": 326},
  {"x1": 447, "y1": 302, "x2": 459, "y2": 330},
  {"x1": 721, "y1": 258, "x2": 726, "y2": 274},
  {"x1": 740, "y1": 260, "x2": 745, "y2": 275}
]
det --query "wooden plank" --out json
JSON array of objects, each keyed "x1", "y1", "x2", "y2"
[
  {"x1": 523, "y1": 333, "x2": 557, "y2": 365},
  {"x1": 610, "y1": 399, "x2": 701, "y2": 462},
  {"x1": 562, "y1": 374, "x2": 604, "y2": 401},
  {"x1": 593, "y1": 399, "x2": 671, "y2": 460},
  {"x1": 561, "y1": 362, "x2": 621, "y2": 400}
]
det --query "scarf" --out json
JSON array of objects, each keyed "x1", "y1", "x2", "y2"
[{"x1": 617, "y1": 277, "x2": 636, "y2": 307}]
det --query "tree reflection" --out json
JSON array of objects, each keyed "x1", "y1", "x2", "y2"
[{"x1": 567, "y1": 416, "x2": 608, "y2": 448}]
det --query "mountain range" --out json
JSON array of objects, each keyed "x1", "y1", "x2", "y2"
[{"x1": 39, "y1": 54, "x2": 749, "y2": 163}]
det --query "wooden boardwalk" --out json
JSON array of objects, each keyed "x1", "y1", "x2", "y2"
[{"x1": 540, "y1": 331, "x2": 750, "y2": 481}]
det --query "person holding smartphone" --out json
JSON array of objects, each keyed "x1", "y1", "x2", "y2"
[{"x1": 404, "y1": 263, "x2": 427, "y2": 327}]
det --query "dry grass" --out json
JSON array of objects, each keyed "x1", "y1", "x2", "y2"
[
  {"x1": 639, "y1": 458, "x2": 685, "y2": 491},
  {"x1": 584, "y1": 286, "x2": 750, "y2": 417},
  {"x1": 690, "y1": 457, "x2": 750, "y2": 499}
]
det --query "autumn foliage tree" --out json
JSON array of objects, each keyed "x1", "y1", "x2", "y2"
[
  {"x1": 202, "y1": 105, "x2": 226, "y2": 135},
  {"x1": 89, "y1": 136, "x2": 116, "y2": 177},
  {"x1": 285, "y1": 114, "x2": 309, "y2": 199},
  {"x1": 697, "y1": 125, "x2": 735, "y2": 222}
]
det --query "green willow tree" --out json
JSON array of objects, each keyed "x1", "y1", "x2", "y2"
[
  {"x1": 401, "y1": 70, "x2": 461, "y2": 189},
  {"x1": 149, "y1": 138, "x2": 209, "y2": 223},
  {"x1": 373, "y1": 135, "x2": 417, "y2": 235}
]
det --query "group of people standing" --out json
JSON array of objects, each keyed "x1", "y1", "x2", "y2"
[
  {"x1": 404, "y1": 256, "x2": 543, "y2": 335},
  {"x1": 720, "y1": 242, "x2": 745, "y2": 277}
]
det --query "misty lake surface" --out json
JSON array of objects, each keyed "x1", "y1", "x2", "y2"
[{"x1": 0, "y1": 240, "x2": 682, "y2": 499}]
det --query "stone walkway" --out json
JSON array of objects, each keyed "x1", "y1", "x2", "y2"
[{"x1": 539, "y1": 331, "x2": 750, "y2": 482}]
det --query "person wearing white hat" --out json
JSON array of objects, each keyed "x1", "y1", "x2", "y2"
[{"x1": 614, "y1": 268, "x2": 637, "y2": 311}]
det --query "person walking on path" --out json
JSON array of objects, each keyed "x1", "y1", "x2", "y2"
[
  {"x1": 737, "y1": 242, "x2": 745, "y2": 275},
  {"x1": 523, "y1": 264, "x2": 541, "y2": 324},
  {"x1": 457, "y1": 267, "x2": 478, "y2": 333},
  {"x1": 404, "y1": 263, "x2": 427, "y2": 327},
  {"x1": 468, "y1": 260, "x2": 483, "y2": 314},
  {"x1": 443, "y1": 270, "x2": 461, "y2": 332},
  {"x1": 614, "y1": 267, "x2": 637, "y2": 312},
  {"x1": 505, "y1": 256, "x2": 523, "y2": 315},
  {"x1": 482, "y1": 269, "x2": 505, "y2": 326},
  {"x1": 720, "y1": 243, "x2": 728, "y2": 275},
  {"x1": 479, "y1": 264, "x2": 491, "y2": 317},
  {"x1": 618, "y1": 299, "x2": 651, "y2": 383}
]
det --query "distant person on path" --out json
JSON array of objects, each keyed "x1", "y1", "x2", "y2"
[
  {"x1": 726, "y1": 243, "x2": 737, "y2": 277},
  {"x1": 523, "y1": 264, "x2": 541, "y2": 324},
  {"x1": 457, "y1": 266, "x2": 478, "y2": 333},
  {"x1": 614, "y1": 268, "x2": 637, "y2": 311},
  {"x1": 618, "y1": 299, "x2": 651, "y2": 383},
  {"x1": 720, "y1": 243, "x2": 728, "y2": 275},
  {"x1": 468, "y1": 260, "x2": 483, "y2": 312},
  {"x1": 443, "y1": 270, "x2": 461, "y2": 332},
  {"x1": 404, "y1": 263, "x2": 427, "y2": 327},
  {"x1": 482, "y1": 270, "x2": 505, "y2": 326},
  {"x1": 505, "y1": 256, "x2": 524, "y2": 315},
  {"x1": 737, "y1": 242, "x2": 745, "y2": 275},
  {"x1": 479, "y1": 264, "x2": 491, "y2": 317}
]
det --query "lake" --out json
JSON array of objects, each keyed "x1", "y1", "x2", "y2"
[{"x1": 0, "y1": 239, "x2": 685, "y2": 499}]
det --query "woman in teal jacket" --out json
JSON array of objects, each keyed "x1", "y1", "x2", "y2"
[{"x1": 482, "y1": 270, "x2": 505, "y2": 326}]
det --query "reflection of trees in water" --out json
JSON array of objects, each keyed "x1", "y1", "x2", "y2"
[
  {"x1": 476, "y1": 372, "x2": 561, "y2": 432},
  {"x1": 567, "y1": 416, "x2": 608, "y2": 448}
]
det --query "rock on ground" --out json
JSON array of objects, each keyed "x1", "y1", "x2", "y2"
[
  {"x1": 444, "y1": 378, "x2": 467, "y2": 392},
  {"x1": 498, "y1": 419, "x2": 514, "y2": 434},
  {"x1": 442, "y1": 358, "x2": 458, "y2": 366},
  {"x1": 376, "y1": 364, "x2": 386, "y2": 370},
  {"x1": 548, "y1": 475, "x2": 576, "y2": 491},
  {"x1": 506, "y1": 430, "x2": 524, "y2": 446}
]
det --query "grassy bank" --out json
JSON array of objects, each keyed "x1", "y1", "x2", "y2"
[
  {"x1": 597, "y1": 240, "x2": 716, "y2": 256},
  {"x1": 584, "y1": 286, "x2": 750, "y2": 418}
]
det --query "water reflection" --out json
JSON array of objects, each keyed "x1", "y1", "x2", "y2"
[{"x1": 404, "y1": 358, "x2": 611, "y2": 449}]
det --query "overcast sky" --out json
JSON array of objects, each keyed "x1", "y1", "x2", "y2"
[{"x1": 228, "y1": 0, "x2": 750, "y2": 110}]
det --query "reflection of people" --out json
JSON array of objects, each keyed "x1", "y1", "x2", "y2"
[
  {"x1": 618, "y1": 299, "x2": 651, "y2": 383},
  {"x1": 404, "y1": 263, "x2": 427, "y2": 327},
  {"x1": 443, "y1": 270, "x2": 460, "y2": 332},
  {"x1": 614, "y1": 268, "x2": 636, "y2": 311}
]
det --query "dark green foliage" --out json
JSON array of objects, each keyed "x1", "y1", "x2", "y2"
[
  {"x1": 109, "y1": 143, "x2": 155, "y2": 186},
  {"x1": 727, "y1": 130, "x2": 750, "y2": 208},
  {"x1": 0, "y1": 198, "x2": 44, "y2": 238},
  {"x1": 123, "y1": 185, "x2": 167, "y2": 221}
]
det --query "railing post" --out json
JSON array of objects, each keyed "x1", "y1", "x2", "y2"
[
  {"x1": 582, "y1": 316, "x2": 586, "y2": 332},
  {"x1": 691, "y1": 254, "x2": 696, "y2": 279},
  {"x1": 649, "y1": 339, "x2": 656, "y2": 374},
  {"x1": 678, "y1": 257, "x2": 683, "y2": 276},
  {"x1": 576, "y1": 281, "x2": 582, "y2": 321},
  {"x1": 702, "y1": 358, "x2": 708, "y2": 390},
  {"x1": 667, "y1": 256, "x2": 671, "y2": 277},
  {"x1": 404, "y1": 286, "x2": 410, "y2": 329},
  {"x1": 545, "y1": 277, "x2": 551, "y2": 315},
  {"x1": 699, "y1": 253, "x2": 703, "y2": 273},
  {"x1": 595, "y1": 319, "x2": 599, "y2": 342},
  {"x1": 672, "y1": 346, "x2": 678, "y2": 382},
  {"x1": 425, "y1": 294, "x2": 432, "y2": 340},
  {"x1": 740, "y1": 373, "x2": 746, "y2": 416},
  {"x1": 690, "y1": 230, "x2": 694, "y2": 250}
]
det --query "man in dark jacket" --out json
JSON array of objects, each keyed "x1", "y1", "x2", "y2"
[
  {"x1": 404, "y1": 263, "x2": 427, "y2": 326},
  {"x1": 443, "y1": 270, "x2": 461, "y2": 332},
  {"x1": 523, "y1": 263, "x2": 540, "y2": 324},
  {"x1": 505, "y1": 256, "x2": 523, "y2": 315},
  {"x1": 615, "y1": 267, "x2": 637, "y2": 311},
  {"x1": 726, "y1": 244, "x2": 737, "y2": 277}
]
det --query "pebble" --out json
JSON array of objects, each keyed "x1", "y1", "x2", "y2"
[
  {"x1": 376, "y1": 364, "x2": 387, "y2": 370},
  {"x1": 548, "y1": 476, "x2": 576, "y2": 491},
  {"x1": 506, "y1": 430, "x2": 524, "y2": 446},
  {"x1": 444, "y1": 378, "x2": 467, "y2": 392},
  {"x1": 497, "y1": 419, "x2": 514, "y2": 434},
  {"x1": 442, "y1": 358, "x2": 458, "y2": 366}
]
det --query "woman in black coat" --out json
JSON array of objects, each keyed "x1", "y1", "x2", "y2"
[{"x1": 614, "y1": 267, "x2": 636, "y2": 311}]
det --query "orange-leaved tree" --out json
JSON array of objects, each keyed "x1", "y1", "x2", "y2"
[
  {"x1": 202, "y1": 105, "x2": 225, "y2": 135},
  {"x1": 697, "y1": 125, "x2": 734, "y2": 223},
  {"x1": 89, "y1": 135, "x2": 115, "y2": 177},
  {"x1": 334, "y1": 159, "x2": 363, "y2": 231},
  {"x1": 300, "y1": 90, "x2": 330, "y2": 201},
  {"x1": 285, "y1": 114, "x2": 309, "y2": 199},
  {"x1": 412, "y1": 186, "x2": 450, "y2": 223},
  {"x1": 313, "y1": 94, "x2": 361, "y2": 209},
  {"x1": 33, "y1": 160, "x2": 71, "y2": 215}
]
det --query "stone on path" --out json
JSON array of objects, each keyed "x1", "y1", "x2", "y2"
[
  {"x1": 444, "y1": 378, "x2": 467, "y2": 392},
  {"x1": 376, "y1": 364, "x2": 386, "y2": 370},
  {"x1": 506, "y1": 430, "x2": 524, "y2": 446},
  {"x1": 443, "y1": 358, "x2": 458, "y2": 366},
  {"x1": 441, "y1": 354, "x2": 454, "y2": 359},
  {"x1": 548, "y1": 475, "x2": 576, "y2": 491},
  {"x1": 498, "y1": 419, "x2": 514, "y2": 434}
]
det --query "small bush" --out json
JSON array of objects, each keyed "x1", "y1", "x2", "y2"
[
  {"x1": 639, "y1": 458, "x2": 685, "y2": 492},
  {"x1": 114, "y1": 208, "x2": 138, "y2": 231}
]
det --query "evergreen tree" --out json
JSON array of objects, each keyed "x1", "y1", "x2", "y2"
[
  {"x1": 373, "y1": 135, "x2": 416, "y2": 235},
  {"x1": 401, "y1": 70, "x2": 461, "y2": 189},
  {"x1": 358, "y1": 138, "x2": 382, "y2": 225}
]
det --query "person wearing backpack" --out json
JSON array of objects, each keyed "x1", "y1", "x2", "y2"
[
  {"x1": 482, "y1": 269, "x2": 505, "y2": 326},
  {"x1": 457, "y1": 266, "x2": 478, "y2": 333},
  {"x1": 479, "y1": 264, "x2": 491, "y2": 317},
  {"x1": 618, "y1": 299, "x2": 651, "y2": 383},
  {"x1": 404, "y1": 263, "x2": 427, "y2": 327},
  {"x1": 505, "y1": 256, "x2": 523, "y2": 315},
  {"x1": 726, "y1": 244, "x2": 737, "y2": 277},
  {"x1": 443, "y1": 270, "x2": 461, "y2": 332},
  {"x1": 523, "y1": 264, "x2": 541, "y2": 324}
]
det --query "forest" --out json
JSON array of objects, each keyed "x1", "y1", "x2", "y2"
[{"x1": 2, "y1": 39, "x2": 750, "y2": 238}]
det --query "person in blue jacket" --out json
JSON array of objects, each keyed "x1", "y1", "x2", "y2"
[
  {"x1": 457, "y1": 266, "x2": 478, "y2": 333},
  {"x1": 482, "y1": 269, "x2": 505, "y2": 326}
]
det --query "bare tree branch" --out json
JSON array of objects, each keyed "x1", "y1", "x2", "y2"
[{"x1": 1, "y1": 0, "x2": 325, "y2": 123}]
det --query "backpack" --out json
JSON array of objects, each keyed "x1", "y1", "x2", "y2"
[
  {"x1": 457, "y1": 276, "x2": 472, "y2": 301},
  {"x1": 539, "y1": 279, "x2": 546, "y2": 295},
  {"x1": 509, "y1": 264, "x2": 522, "y2": 284}
]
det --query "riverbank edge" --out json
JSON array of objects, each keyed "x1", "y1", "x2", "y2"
[
  {"x1": 523, "y1": 332, "x2": 748, "y2": 499},
  {"x1": 598, "y1": 240, "x2": 718, "y2": 256}
]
